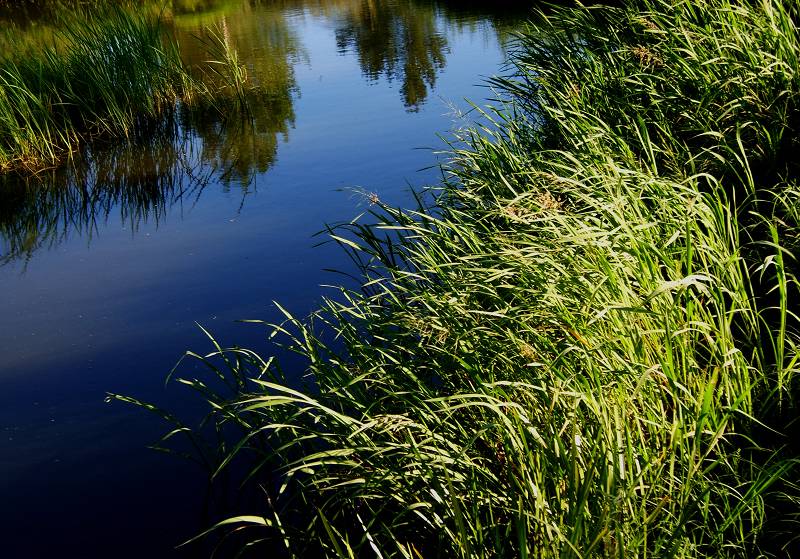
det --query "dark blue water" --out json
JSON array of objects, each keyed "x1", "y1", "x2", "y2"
[{"x1": 0, "y1": 2, "x2": 523, "y2": 556}]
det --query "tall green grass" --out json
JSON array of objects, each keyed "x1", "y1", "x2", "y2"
[
  {"x1": 114, "y1": 0, "x2": 800, "y2": 556},
  {"x1": 0, "y1": 7, "x2": 257, "y2": 174},
  {"x1": 0, "y1": 10, "x2": 194, "y2": 172}
]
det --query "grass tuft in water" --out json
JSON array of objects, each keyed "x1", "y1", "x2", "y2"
[
  {"x1": 0, "y1": 7, "x2": 263, "y2": 174},
  {"x1": 0, "y1": 9, "x2": 195, "y2": 172}
]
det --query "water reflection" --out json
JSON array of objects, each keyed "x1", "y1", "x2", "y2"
[
  {"x1": 1, "y1": 0, "x2": 303, "y2": 265},
  {"x1": 0, "y1": 0, "x2": 528, "y2": 267},
  {"x1": 331, "y1": 1, "x2": 448, "y2": 110},
  {"x1": 0, "y1": 129, "x2": 210, "y2": 266},
  {"x1": 173, "y1": 3, "x2": 302, "y2": 186}
]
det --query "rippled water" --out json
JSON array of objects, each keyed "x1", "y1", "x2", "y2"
[{"x1": 0, "y1": 1, "x2": 526, "y2": 556}]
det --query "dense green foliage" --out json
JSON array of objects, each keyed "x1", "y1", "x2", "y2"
[
  {"x1": 0, "y1": 8, "x2": 259, "y2": 173},
  {"x1": 0, "y1": 11, "x2": 195, "y2": 171},
  {"x1": 117, "y1": 0, "x2": 800, "y2": 556}
]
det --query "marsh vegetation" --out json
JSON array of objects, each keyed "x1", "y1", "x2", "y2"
[
  {"x1": 0, "y1": 3, "x2": 302, "y2": 173},
  {"x1": 114, "y1": 0, "x2": 800, "y2": 556},
  {"x1": 3, "y1": 0, "x2": 798, "y2": 557},
  {"x1": 0, "y1": 11, "x2": 189, "y2": 172}
]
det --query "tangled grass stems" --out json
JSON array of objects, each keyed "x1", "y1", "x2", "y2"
[{"x1": 113, "y1": 0, "x2": 800, "y2": 556}]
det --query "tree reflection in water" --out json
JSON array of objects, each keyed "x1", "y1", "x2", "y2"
[
  {"x1": 0, "y1": 0, "x2": 529, "y2": 266},
  {"x1": 172, "y1": 1, "x2": 302, "y2": 187},
  {"x1": 331, "y1": 0, "x2": 448, "y2": 110}
]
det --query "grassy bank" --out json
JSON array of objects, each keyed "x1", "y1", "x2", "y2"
[
  {"x1": 117, "y1": 0, "x2": 800, "y2": 556},
  {"x1": 0, "y1": 10, "x2": 194, "y2": 172},
  {"x1": 0, "y1": 8, "x2": 254, "y2": 173}
]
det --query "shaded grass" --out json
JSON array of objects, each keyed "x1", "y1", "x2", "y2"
[{"x1": 113, "y1": 0, "x2": 800, "y2": 557}]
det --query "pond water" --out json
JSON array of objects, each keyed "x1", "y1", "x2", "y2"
[{"x1": 0, "y1": 1, "x2": 525, "y2": 557}]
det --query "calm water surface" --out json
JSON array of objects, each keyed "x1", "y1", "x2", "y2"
[{"x1": 0, "y1": 1, "x2": 524, "y2": 556}]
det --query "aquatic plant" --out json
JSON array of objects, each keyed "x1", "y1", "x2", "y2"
[
  {"x1": 114, "y1": 0, "x2": 800, "y2": 556},
  {"x1": 0, "y1": 10, "x2": 196, "y2": 172},
  {"x1": 0, "y1": 7, "x2": 269, "y2": 173}
]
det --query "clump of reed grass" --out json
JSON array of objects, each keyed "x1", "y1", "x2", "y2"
[
  {"x1": 0, "y1": 7, "x2": 269, "y2": 174},
  {"x1": 113, "y1": 0, "x2": 800, "y2": 556},
  {"x1": 0, "y1": 10, "x2": 194, "y2": 172}
]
